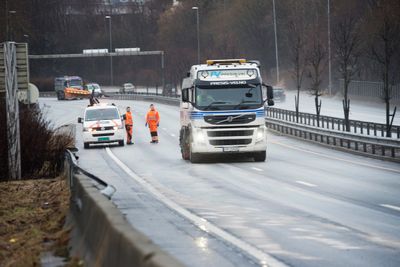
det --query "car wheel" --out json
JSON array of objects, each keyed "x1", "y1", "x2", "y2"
[{"x1": 84, "y1": 142, "x2": 89, "y2": 149}]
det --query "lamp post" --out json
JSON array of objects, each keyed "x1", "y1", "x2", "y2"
[
  {"x1": 272, "y1": 0, "x2": 280, "y2": 84},
  {"x1": 327, "y1": 0, "x2": 332, "y2": 95},
  {"x1": 8, "y1": 10, "x2": 17, "y2": 41},
  {"x1": 192, "y1": 7, "x2": 200, "y2": 64},
  {"x1": 105, "y1": 15, "x2": 114, "y2": 86}
]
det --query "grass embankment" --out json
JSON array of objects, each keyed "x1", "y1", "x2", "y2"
[{"x1": 0, "y1": 177, "x2": 79, "y2": 267}]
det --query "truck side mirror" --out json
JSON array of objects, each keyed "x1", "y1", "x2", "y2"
[
  {"x1": 266, "y1": 85, "x2": 274, "y2": 100},
  {"x1": 182, "y1": 88, "x2": 189, "y2": 102},
  {"x1": 78, "y1": 117, "x2": 83, "y2": 123},
  {"x1": 262, "y1": 84, "x2": 274, "y2": 106}
]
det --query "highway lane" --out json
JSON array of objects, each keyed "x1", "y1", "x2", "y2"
[{"x1": 40, "y1": 98, "x2": 400, "y2": 267}]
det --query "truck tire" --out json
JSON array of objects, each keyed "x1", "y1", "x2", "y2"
[
  {"x1": 118, "y1": 140, "x2": 124, "y2": 146},
  {"x1": 84, "y1": 142, "x2": 90, "y2": 149},
  {"x1": 254, "y1": 151, "x2": 266, "y2": 162},
  {"x1": 190, "y1": 152, "x2": 202, "y2": 163},
  {"x1": 57, "y1": 91, "x2": 65, "y2": 100},
  {"x1": 180, "y1": 128, "x2": 190, "y2": 160}
]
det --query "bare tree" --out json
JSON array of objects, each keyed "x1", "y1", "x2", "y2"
[
  {"x1": 307, "y1": 36, "x2": 327, "y2": 127},
  {"x1": 287, "y1": 1, "x2": 308, "y2": 123},
  {"x1": 333, "y1": 17, "x2": 361, "y2": 131},
  {"x1": 369, "y1": 0, "x2": 399, "y2": 137}
]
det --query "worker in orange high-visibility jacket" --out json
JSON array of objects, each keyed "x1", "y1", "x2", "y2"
[
  {"x1": 145, "y1": 104, "x2": 160, "y2": 143},
  {"x1": 123, "y1": 106, "x2": 134, "y2": 144}
]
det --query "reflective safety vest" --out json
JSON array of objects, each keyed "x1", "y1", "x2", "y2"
[
  {"x1": 125, "y1": 111, "x2": 133, "y2": 126},
  {"x1": 146, "y1": 110, "x2": 160, "y2": 132}
]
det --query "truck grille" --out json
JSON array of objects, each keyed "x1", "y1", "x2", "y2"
[
  {"x1": 209, "y1": 139, "x2": 252, "y2": 146},
  {"x1": 207, "y1": 130, "x2": 254, "y2": 137},
  {"x1": 204, "y1": 114, "x2": 256, "y2": 125}
]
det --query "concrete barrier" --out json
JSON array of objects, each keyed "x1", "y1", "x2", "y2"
[{"x1": 69, "y1": 172, "x2": 185, "y2": 267}]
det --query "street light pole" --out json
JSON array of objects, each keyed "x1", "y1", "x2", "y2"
[
  {"x1": 192, "y1": 7, "x2": 200, "y2": 64},
  {"x1": 8, "y1": 10, "x2": 17, "y2": 41},
  {"x1": 327, "y1": 0, "x2": 332, "y2": 95},
  {"x1": 105, "y1": 15, "x2": 114, "y2": 86},
  {"x1": 272, "y1": 0, "x2": 280, "y2": 84}
]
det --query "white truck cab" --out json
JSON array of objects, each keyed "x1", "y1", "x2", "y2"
[
  {"x1": 78, "y1": 103, "x2": 125, "y2": 148},
  {"x1": 179, "y1": 59, "x2": 274, "y2": 162}
]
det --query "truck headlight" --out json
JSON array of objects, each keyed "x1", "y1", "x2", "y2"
[
  {"x1": 193, "y1": 129, "x2": 205, "y2": 144},
  {"x1": 256, "y1": 126, "x2": 266, "y2": 142}
]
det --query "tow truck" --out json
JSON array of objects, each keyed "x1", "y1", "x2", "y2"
[
  {"x1": 179, "y1": 59, "x2": 274, "y2": 163},
  {"x1": 55, "y1": 76, "x2": 90, "y2": 100}
]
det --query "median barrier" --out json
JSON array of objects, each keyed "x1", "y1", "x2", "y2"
[{"x1": 65, "y1": 152, "x2": 185, "y2": 267}]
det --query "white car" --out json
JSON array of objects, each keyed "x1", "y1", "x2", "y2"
[
  {"x1": 85, "y1": 83, "x2": 103, "y2": 97},
  {"x1": 78, "y1": 104, "x2": 125, "y2": 148},
  {"x1": 120, "y1": 83, "x2": 135, "y2": 94}
]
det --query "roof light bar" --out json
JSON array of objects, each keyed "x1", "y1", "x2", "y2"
[{"x1": 206, "y1": 59, "x2": 247, "y2": 65}]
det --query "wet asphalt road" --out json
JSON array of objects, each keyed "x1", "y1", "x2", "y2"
[{"x1": 40, "y1": 98, "x2": 400, "y2": 267}]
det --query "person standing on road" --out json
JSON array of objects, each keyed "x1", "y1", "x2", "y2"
[
  {"x1": 145, "y1": 104, "x2": 160, "y2": 143},
  {"x1": 123, "y1": 106, "x2": 134, "y2": 144}
]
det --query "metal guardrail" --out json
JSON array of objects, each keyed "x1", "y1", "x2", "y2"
[
  {"x1": 266, "y1": 117, "x2": 400, "y2": 162},
  {"x1": 267, "y1": 107, "x2": 400, "y2": 139},
  {"x1": 65, "y1": 149, "x2": 116, "y2": 199}
]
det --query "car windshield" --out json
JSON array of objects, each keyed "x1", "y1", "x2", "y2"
[
  {"x1": 195, "y1": 85, "x2": 263, "y2": 111},
  {"x1": 85, "y1": 108, "x2": 119, "y2": 121}
]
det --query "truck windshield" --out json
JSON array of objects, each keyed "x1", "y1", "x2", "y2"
[
  {"x1": 195, "y1": 85, "x2": 263, "y2": 111},
  {"x1": 69, "y1": 79, "x2": 83, "y2": 89},
  {"x1": 85, "y1": 108, "x2": 119, "y2": 121}
]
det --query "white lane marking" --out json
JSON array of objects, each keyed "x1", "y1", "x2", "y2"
[
  {"x1": 271, "y1": 140, "x2": 400, "y2": 174},
  {"x1": 380, "y1": 204, "x2": 400, "y2": 212},
  {"x1": 295, "y1": 181, "x2": 317, "y2": 188},
  {"x1": 105, "y1": 147, "x2": 286, "y2": 267},
  {"x1": 251, "y1": 167, "x2": 264, "y2": 172}
]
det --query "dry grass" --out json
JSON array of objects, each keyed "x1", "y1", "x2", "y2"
[{"x1": 0, "y1": 177, "x2": 76, "y2": 267}]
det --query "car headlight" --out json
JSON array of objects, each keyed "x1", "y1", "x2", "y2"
[
  {"x1": 193, "y1": 128, "x2": 205, "y2": 144},
  {"x1": 256, "y1": 126, "x2": 266, "y2": 142}
]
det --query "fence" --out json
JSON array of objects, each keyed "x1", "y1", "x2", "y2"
[
  {"x1": 339, "y1": 79, "x2": 400, "y2": 100},
  {"x1": 267, "y1": 107, "x2": 400, "y2": 139}
]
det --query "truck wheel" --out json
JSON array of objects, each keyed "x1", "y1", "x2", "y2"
[
  {"x1": 118, "y1": 140, "x2": 124, "y2": 146},
  {"x1": 84, "y1": 142, "x2": 89, "y2": 149},
  {"x1": 180, "y1": 128, "x2": 190, "y2": 160},
  {"x1": 254, "y1": 151, "x2": 266, "y2": 162},
  {"x1": 57, "y1": 91, "x2": 65, "y2": 100},
  {"x1": 190, "y1": 152, "x2": 202, "y2": 163}
]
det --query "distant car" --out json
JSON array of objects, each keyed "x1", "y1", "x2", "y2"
[
  {"x1": 85, "y1": 83, "x2": 103, "y2": 97},
  {"x1": 273, "y1": 87, "x2": 286, "y2": 102},
  {"x1": 120, "y1": 83, "x2": 135, "y2": 94},
  {"x1": 78, "y1": 103, "x2": 125, "y2": 149}
]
